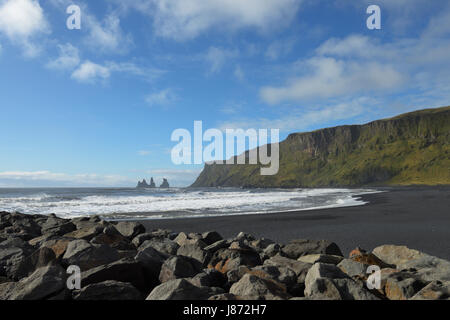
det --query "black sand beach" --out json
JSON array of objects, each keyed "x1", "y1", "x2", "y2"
[{"x1": 139, "y1": 186, "x2": 450, "y2": 260}]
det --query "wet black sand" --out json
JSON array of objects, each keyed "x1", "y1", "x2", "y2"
[{"x1": 138, "y1": 186, "x2": 450, "y2": 260}]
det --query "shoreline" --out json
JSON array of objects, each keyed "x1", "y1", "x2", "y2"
[{"x1": 134, "y1": 186, "x2": 450, "y2": 260}]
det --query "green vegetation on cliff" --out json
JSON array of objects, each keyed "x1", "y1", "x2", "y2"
[{"x1": 191, "y1": 106, "x2": 450, "y2": 188}]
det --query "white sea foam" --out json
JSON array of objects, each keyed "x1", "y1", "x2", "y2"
[{"x1": 0, "y1": 188, "x2": 381, "y2": 220}]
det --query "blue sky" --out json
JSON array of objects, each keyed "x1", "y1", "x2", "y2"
[{"x1": 0, "y1": 0, "x2": 449, "y2": 187}]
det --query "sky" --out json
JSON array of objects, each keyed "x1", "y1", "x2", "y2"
[{"x1": 0, "y1": 0, "x2": 449, "y2": 187}]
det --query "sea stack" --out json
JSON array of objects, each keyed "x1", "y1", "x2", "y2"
[
  {"x1": 136, "y1": 179, "x2": 149, "y2": 188},
  {"x1": 149, "y1": 177, "x2": 156, "y2": 188},
  {"x1": 160, "y1": 178, "x2": 170, "y2": 188}
]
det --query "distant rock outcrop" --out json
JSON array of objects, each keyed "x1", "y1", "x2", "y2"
[
  {"x1": 160, "y1": 179, "x2": 170, "y2": 188},
  {"x1": 137, "y1": 178, "x2": 157, "y2": 189},
  {"x1": 137, "y1": 177, "x2": 168, "y2": 188}
]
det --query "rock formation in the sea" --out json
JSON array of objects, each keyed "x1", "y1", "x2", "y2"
[
  {"x1": 136, "y1": 179, "x2": 149, "y2": 188},
  {"x1": 1, "y1": 211, "x2": 449, "y2": 300},
  {"x1": 137, "y1": 178, "x2": 156, "y2": 189},
  {"x1": 191, "y1": 106, "x2": 450, "y2": 188},
  {"x1": 160, "y1": 178, "x2": 169, "y2": 188}
]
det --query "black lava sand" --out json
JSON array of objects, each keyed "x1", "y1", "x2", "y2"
[{"x1": 137, "y1": 186, "x2": 450, "y2": 260}]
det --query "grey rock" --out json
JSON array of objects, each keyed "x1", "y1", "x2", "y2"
[
  {"x1": 177, "y1": 243, "x2": 212, "y2": 267},
  {"x1": 262, "y1": 243, "x2": 282, "y2": 259},
  {"x1": 204, "y1": 240, "x2": 229, "y2": 253},
  {"x1": 132, "y1": 233, "x2": 155, "y2": 247},
  {"x1": 208, "y1": 293, "x2": 238, "y2": 300},
  {"x1": 189, "y1": 269, "x2": 226, "y2": 288},
  {"x1": 298, "y1": 254, "x2": 343, "y2": 265},
  {"x1": 305, "y1": 263, "x2": 379, "y2": 300},
  {"x1": 281, "y1": 239, "x2": 343, "y2": 259},
  {"x1": 253, "y1": 265, "x2": 297, "y2": 293},
  {"x1": 81, "y1": 258, "x2": 149, "y2": 293},
  {"x1": 140, "y1": 238, "x2": 179, "y2": 256},
  {"x1": 74, "y1": 280, "x2": 142, "y2": 300},
  {"x1": 64, "y1": 225, "x2": 103, "y2": 241},
  {"x1": 410, "y1": 281, "x2": 450, "y2": 300},
  {"x1": 13, "y1": 247, "x2": 56, "y2": 280},
  {"x1": 264, "y1": 255, "x2": 312, "y2": 284},
  {"x1": 62, "y1": 240, "x2": 120, "y2": 271},
  {"x1": 41, "y1": 218, "x2": 76, "y2": 237},
  {"x1": 398, "y1": 255, "x2": 450, "y2": 282},
  {"x1": 201, "y1": 231, "x2": 223, "y2": 246},
  {"x1": 230, "y1": 273, "x2": 290, "y2": 300},
  {"x1": 337, "y1": 259, "x2": 368, "y2": 278},
  {"x1": 384, "y1": 270, "x2": 429, "y2": 300},
  {"x1": 159, "y1": 256, "x2": 198, "y2": 283},
  {"x1": 7, "y1": 264, "x2": 66, "y2": 300},
  {"x1": 114, "y1": 222, "x2": 145, "y2": 239},
  {"x1": 146, "y1": 279, "x2": 223, "y2": 300},
  {"x1": 372, "y1": 245, "x2": 426, "y2": 267}
]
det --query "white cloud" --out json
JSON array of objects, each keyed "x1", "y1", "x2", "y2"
[
  {"x1": 138, "y1": 150, "x2": 151, "y2": 156},
  {"x1": 0, "y1": 171, "x2": 135, "y2": 187},
  {"x1": 46, "y1": 43, "x2": 80, "y2": 70},
  {"x1": 260, "y1": 57, "x2": 404, "y2": 104},
  {"x1": 71, "y1": 60, "x2": 111, "y2": 83},
  {"x1": 84, "y1": 13, "x2": 133, "y2": 54},
  {"x1": 265, "y1": 38, "x2": 296, "y2": 61},
  {"x1": 145, "y1": 88, "x2": 177, "y2": 107},
  {"x1": 122, "y1": 0, "x2": 303, "y2": 40},
  {"x1": 0, "y1": 0, "x2": 50, "y2": 56},
  {"x1": 219, "y1": 97, "x2": 373, "y2": 133},
  {"x1": 234, "y1": 65, "x2": 245, "y2": 81},
  {"x1": 260, "y1": 3, "x2": 450, "y2": 106},
  {"x1": 205, "y1": 46, "x2": 239, "y2": 74}
]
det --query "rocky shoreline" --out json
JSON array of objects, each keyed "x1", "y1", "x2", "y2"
[{"x1": 0, "y1": 211, "x2": 449, "y2": 300}]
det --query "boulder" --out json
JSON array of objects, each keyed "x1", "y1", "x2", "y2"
[
  {"x1": 208, "y1": 293, "x2": 238, "y2": 300},
  {"x1": 264, "y1": 255, "x2": 312, "y2": 285},
  {"x1": 372, "y1": 245, "x2": 426, "y2": 267},
  {"x1": 0, "y1": 238, "x2": 35, "y2": 279},
  {"x1": 410, "y1": 281, "x2": 450, "y2": 300},
  {"x1": 41, "y1": 238, "x2": 72, "y2": 259},
  {"x1": 337, "y1": 259, "x2": 368, "y2": 278},
  {"x1": 204, "y1": 240, "x2": 229, "y2": 253},
  {"x1": 281, "y1": 239, "x2": 343, "y2": 259},
  {"x1": 73, "y1": 280, "x2": 142, "y2": 300},
  {"x1": 189, "y1": 269, "x2": 227, "y2": 288},
  {"x1": 140, "y1": 238, "x2": 179, "y2": 256},
  {"x1": 252, "y1": 265, "x2": 298, "y2": 294},
  {"x1": 173, "y1": 232, "x2": 188, "y2": 246},
  {"x1": 230, "y1": 274, "x2": 290, "y2": 300},
  {"x1": 132, "y1": 233, "x2": 155, "y2": 247},
  {"x1": 177, "y1": 243, "x2": 212, "y2": 267},
  {"x1": 41, "y1": 218, "x2": 76, "y2": 237},
  {"x1": 398, "y1": 255, "x2": 450, "y2": 282},
  {"x1": 90, "y1": 232, "x2": 134, "y2": 250},
  {"x1": 80, "y1": 258, "x2": 150, "y2": 293},
  {"x1": 13, "y1": 247, "x2": 56, "y2": 280},
  {"x1": 201, "y1": 231, "x2": 223, "y2": 246},
  {"x1": 304, "y1": 263, "x2": 379, "y2": 300},
  {"x1": 384, "y1": 270, "x2": 429, "y2": 300},
  {"x1": 262, "y1": 243, "x2": 282, "y2": 259},
  {"x1": 146, "y1": 279, "x2": 223, "y2": 300},
  {"x1": 298, "y1": 254, "x2": 343, "y2": 265},
  {"x1": 61, "y1": 240, "x2": 120, "y2": 271},
  {"x1": 64, "y1": 225, "x2": 103, "y2": 241},
  {"x1": 159, "y1": 256, "x2": 198, "y2": 283},
  {"x1": 349, "y1": 247, "x2": 393, "y2": 269},
  {"x1": 5, "y1": 264, "x2": 66, "y2": 300},
  {"x1": 114, "y1": 222, "x2": 145, "y2": 239}
]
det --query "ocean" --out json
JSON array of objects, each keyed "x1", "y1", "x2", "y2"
[{"x1": 0, "y1": 187, "x2": 381, "y2": 221}]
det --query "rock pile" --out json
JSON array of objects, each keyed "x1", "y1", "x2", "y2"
[{"x1": 0, "y1": 211, "x2": 449, "y2": 300}]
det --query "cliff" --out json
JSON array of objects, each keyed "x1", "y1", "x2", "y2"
[{"x1": 191, "y1": 106, "x2": 450, "y2": 188}]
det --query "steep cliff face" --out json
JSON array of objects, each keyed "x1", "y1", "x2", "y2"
[{"x1": 191, "y1": 106, "x2": 450, "y2": 188}]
